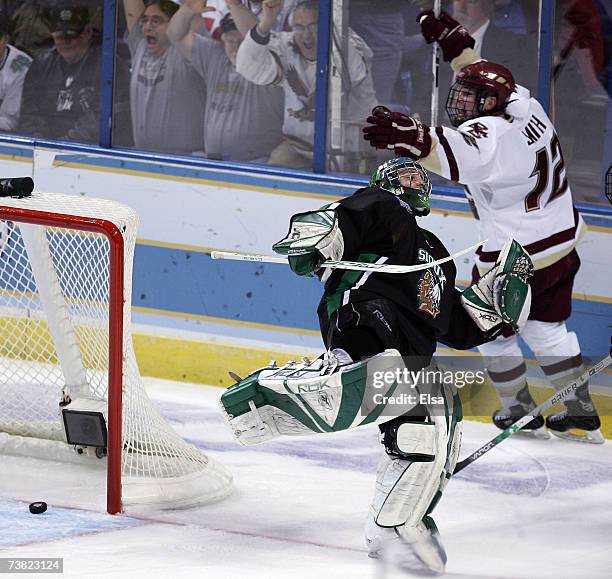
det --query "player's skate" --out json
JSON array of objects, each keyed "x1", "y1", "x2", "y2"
[
  {"x1": 492, "y1": 385, "x2": 550, "y2": 439},
  {"x1": 546, "y1": 387, "x2": 604, "y2": 444}
]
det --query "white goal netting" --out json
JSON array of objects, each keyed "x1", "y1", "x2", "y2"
[{"x1": 0, "y1": 191, "x2": 232, "y2": 510}]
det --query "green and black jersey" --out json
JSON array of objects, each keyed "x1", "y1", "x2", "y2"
[{"x1": 317, "y1": 186, "x2": 490, "y2": 357}]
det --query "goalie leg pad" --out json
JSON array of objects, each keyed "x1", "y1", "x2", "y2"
[
  {"x1": 365, "y1": 392, "x2": 462, "y2": 575},
  {"x1": 370, "y1": 382, "x2": 462, "y2": 526},
  {"x1": 219, "y1": 349, "x2": 414, "y2": 445},
  {"x1": 374, "y1": 413, "x2": 455, "y2": 529}
]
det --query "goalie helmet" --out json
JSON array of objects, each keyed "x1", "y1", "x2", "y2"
[
  {"x1": 446, "y1": 61, "x2": 516, "y2": 127},
  {"x1": 369, "y1": 157, "x2": 432, "y2": 216}
]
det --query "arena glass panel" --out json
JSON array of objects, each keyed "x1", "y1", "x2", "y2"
[
  {"x1": 0, "y1": 1, "x2": 126, "y2": 147},
  {"x1": 552, "y1": 0, "x2": 611, "y2": 207},
  {"x1": 332, "y1": 0, "x2": 541, "y2": 181},
  {"x1": 113, "y1": 0, "x2": 290, "y2": 166}
]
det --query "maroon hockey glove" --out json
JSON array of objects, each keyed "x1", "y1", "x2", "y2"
[
  {"x1": 565, "y1": 0, "x2": 602, "y2": 49},
  {"x1": 363, "y1": 108, "x2": 432, "y2": 160},
  {"x1": 418, "y1": 10, "x2": 475, "y2": 62}
]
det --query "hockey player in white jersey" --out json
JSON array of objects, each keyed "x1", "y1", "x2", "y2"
[
  {"x1": 220, "y1": 158, "x2": 534, "y2": 575},
  {"x1": 362, "y1": 9, "x2": 603, "y2": 443}
]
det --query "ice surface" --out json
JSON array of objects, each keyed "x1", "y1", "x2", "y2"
[{"x1": 1, "y1": 378, "x2": 611, "y2": 579}]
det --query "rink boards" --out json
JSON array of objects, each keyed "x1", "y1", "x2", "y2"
[{"x1": 0, "y1": 141, "x2": 610, "y2": 436}]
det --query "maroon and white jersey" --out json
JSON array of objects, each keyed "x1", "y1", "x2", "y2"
[{"x1": 422, "y1": 86, "x2": 585, "y2": 272}]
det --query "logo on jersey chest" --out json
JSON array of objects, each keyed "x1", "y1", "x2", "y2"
[
  {"x1": 416, "y1": 249, "x2": 446, "y2": 319},
  {"x1": 465, "y1": 122, "x2": 488, "y2": 139}
]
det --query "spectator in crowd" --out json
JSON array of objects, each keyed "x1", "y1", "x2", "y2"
[
  {"x1": 348, "y1": 0, "x2": 406, "y2": 105},
  {"x1": 17, "y1": 2, "x2": 132, "y2": 145},
  {"x1": 552, "y1": 0, "x2": 611, "y2": 204},
  {"x1": 230, "y1": 0, "x2": 376, "y2": 169},
  {"x1": 406, "y1": 0, "x2": 537, "y2": 120},
  {"x1": 203, "y1": 0, "x2": 297, "y2": 39},
  {"x1": 167, "y1": 1, "x2": 283, "y2": 162},
  {"x1": 0, "y1": 11, "x2": 32, "y2": 132},
  {"x1": 492, "y1": 0, "x2": 529, "y2": 34},
  {"x1": 123, "y1": 0, "x2": 206, "y2": 155},
  {"x1": 448, "y1": 0, "x2": 537, "y2": 93},
  {"x1": 7, "y1": 1, "x2": 53, "y2": 59}
]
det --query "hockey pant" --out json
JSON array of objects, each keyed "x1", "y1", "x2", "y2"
[{"x1": 475, "y1": 250, "x2": 586, "y2": 398}]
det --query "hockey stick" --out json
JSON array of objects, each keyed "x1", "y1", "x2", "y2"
[
  {"x1": 453, "y1": 348, "x2": 612, "y2": 474},
  {"x1": 552, "y1": 34, "x2": 576, "y2": 81},
  {"x1": 211, "y1": 239, "x2": 485, "y2": 275},
  {"x1": 605, "y1": 162, "x2": 612, "y2": 205},
  {"x1": 430, "y1": 0, "x2": 442, "y2": 126}
]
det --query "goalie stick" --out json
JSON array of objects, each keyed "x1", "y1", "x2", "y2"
[
  {"x1": 211, "y1": 239, "x2": 485, "y2": 275},
  {"x1": 453, "y1": 347, "x2": 612, "y2": 474}
]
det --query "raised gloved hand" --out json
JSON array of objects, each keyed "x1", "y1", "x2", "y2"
[
  {"x1": 362, "y1": 106, "x2": 432, "y2": 159},
  {"x1": 418, "y1": 9, "x2": 475, "y2": 62},
  {"x1": 565, "y1": 0, "x2": 602, "y2": 50}
]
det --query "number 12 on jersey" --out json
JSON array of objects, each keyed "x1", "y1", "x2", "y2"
[{"x1": 525, "y1": 133, "x2": 568, "y2": 212}]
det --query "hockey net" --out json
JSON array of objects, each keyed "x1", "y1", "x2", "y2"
[{"x1": 0, "y1": 191, "x2": 232, "y2": 513}]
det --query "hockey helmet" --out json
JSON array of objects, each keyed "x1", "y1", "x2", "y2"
[
  {"x1": 446, "y1": 60, "x2": 516, "y2": 127},
  {"x1": 370, "y1": 157, "x2": 432, "y2": 216}
]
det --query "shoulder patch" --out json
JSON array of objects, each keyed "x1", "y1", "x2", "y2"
[{"x1": 11, "y1": 54, "x2": 32, "y2": 73}]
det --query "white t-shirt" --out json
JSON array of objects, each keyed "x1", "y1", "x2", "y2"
[{"x1": 127, "y1": 26, "x2": 206, "y2": 154}]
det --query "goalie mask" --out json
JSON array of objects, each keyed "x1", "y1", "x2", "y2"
[
  {"x1": 446, "y1": 61, "x2": 516, "y2": 127},
  {"x1": 370, "y1": 157, "x2": 432, "y2": 216}
]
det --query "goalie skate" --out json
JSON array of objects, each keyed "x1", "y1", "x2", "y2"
[{"x1": 367, "y1": 515, "x2": 447, "y2": 576}]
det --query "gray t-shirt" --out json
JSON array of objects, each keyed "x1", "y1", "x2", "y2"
[
  {"x1": 190, "y1": 34, "x2": 283, "y2": 161},
  {"x1": 127, "y1": 26, "x2": 206, "y2": 154}
]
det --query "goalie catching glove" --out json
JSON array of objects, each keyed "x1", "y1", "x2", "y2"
[
  {"x1": 461, "y1": 239, "x2": 534, "y2": 334},
  {"x1": 272, "y1": 204, "x2": 343, "y2": 280}
]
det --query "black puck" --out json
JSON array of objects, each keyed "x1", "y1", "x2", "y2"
[{"x1": 29, "y1": 502, "x2": 47, "y2": 514}]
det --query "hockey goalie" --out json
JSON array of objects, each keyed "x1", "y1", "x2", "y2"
[{"x1": 220, "y1": 158, "x2": 533, "y2": 575}]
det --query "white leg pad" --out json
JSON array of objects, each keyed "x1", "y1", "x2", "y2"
[{"x1": 375, "y1": 414, "x2": 449, "y2": 528}]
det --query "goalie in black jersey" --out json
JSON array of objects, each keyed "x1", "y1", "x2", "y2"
[{"x1": 220, "y1": 158, "x2": 534, "y2": 575}]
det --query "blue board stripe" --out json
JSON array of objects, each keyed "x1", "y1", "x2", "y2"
[{"x1": 133, "y1": 244, "x2": 612, "y2": 356}]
